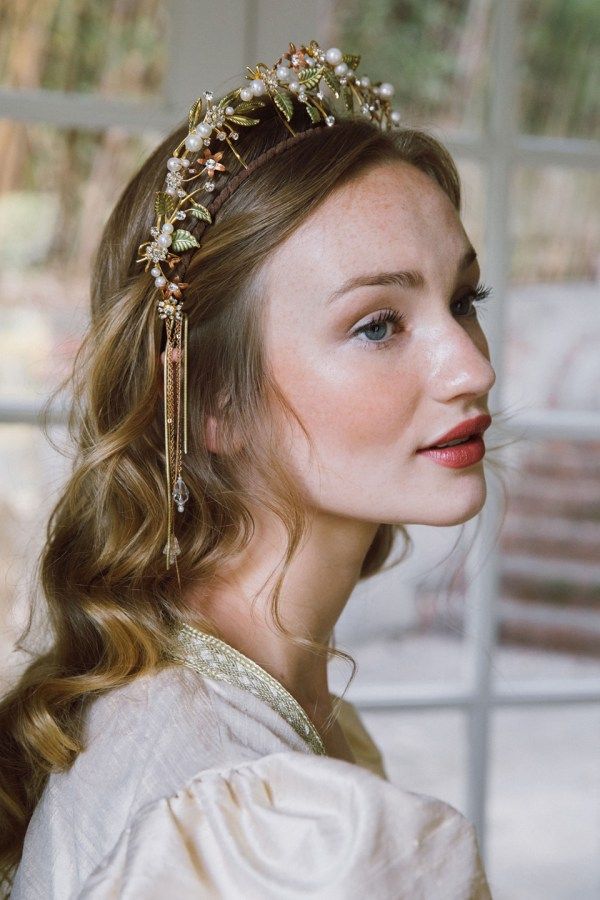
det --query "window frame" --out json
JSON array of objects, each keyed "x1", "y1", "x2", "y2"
[{"x1": 1, "y1": 0, "x2": 599, "y2": 865}]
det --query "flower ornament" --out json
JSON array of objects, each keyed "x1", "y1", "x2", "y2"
[
  {"x1": 198, "y1": 148, "x2": 226, "y2": 189},
  {"x1": 134, "y1": 39, "x2": 401, "y2": 569},
  {"x1": 157, "y1": 296, "x2": 183, "y2": 321}
]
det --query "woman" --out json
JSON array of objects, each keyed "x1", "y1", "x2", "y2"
[{"x1": 1, "y1": 41, "x2": 494, "y2": 898}]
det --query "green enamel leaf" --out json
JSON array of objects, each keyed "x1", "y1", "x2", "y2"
[
  {"x1": 272, "y1": 88, "x2": 294, "y2": 122},
  {"x1": 342, "y1": 86, "x2": 354, "y2": 113},
  {"x1": 188, "y1": 204, "x2": 212, "y2": 223},
  {"x1": 305, "y1": 104, "x2": 322, "y2": 124},
  {"x1": 171, "y1": 229, "x2": 200, "y2": 252},
  {"x1": 323, "y1": 68, "x2": 341, "y2": 98},
  {"x1": 188, "y1": 98, "x2": 203, "y2": 131},
  {"x1": 298, "y1": 66, "x2": 324, "y2": 90},
  {"x1": 227, "y1": 114, "x2": 260, "y2": 126},
  {"x1": 342, "y1": 53, "x2": 361, "y2": 70},
  {"x1": 155, "y1": 191, "x2": 176, "y2": 218}
]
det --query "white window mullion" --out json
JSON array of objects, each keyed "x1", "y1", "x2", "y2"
[{"x1": 461, "y1": 0, "x2": 520, "y2": 861}]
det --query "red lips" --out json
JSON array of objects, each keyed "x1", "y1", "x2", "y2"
[{"x1": 420, "y1": 414, "x2": 492, "y2": 450}]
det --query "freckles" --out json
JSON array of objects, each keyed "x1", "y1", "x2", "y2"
[{"x1": 290, "y1": 359, "x2": 421, "y2": 452}]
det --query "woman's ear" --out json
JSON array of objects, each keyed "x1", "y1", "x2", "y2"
[
  {"x1": 160, "y1": 352, "x2": 232, "y2": 454},
  {"x1": 205, "y1": 391, "x2": 232, "y2": 455}
]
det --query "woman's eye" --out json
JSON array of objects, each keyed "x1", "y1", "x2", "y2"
[
  {"x1": 351, "y1": 283, "x2": 493, "y2": 350},
  {"x1": 352, "y1": 308, "x2": 405, "y2": 350},
  {"x1": 453, "y1": 282, "x2": 494, "y2": 318}
]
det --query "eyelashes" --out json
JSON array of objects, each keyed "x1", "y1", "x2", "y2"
[{"x1": 352, "y1": 282, "x2": 494, "y2": 350}]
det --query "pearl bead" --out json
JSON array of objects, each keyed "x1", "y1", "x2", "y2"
[
  {"x1": 334, "y1": 62, "x2": 348, "y2": 76},
  {"x1": 276, "y1": 65, "x2": 290, "y2": 82},
  {"x1": 168, "y1": 282, "x2": 178, "y2": 292},
  {"x1": 157, "y1": 234, "x2": 172, "y2": 248},
  {"x1": 325, "y1": 47, "x2": 343, "y2": 66},
  {"x1": 360, "y1": 76, "x2": 371, "y2": 88},
  {"x1": 167, "y1": 157, "x2": 182, "y2": 172},
  {"x1": 180, "y1": 158, "x2": 190, "y2": 167},
  {"x1": 346, "y1": 69, "x2": 355, "y2": 79},
  {"x1": 250, "y1": 79, "x2": 266, "y2": 96},
  {"x1": 197, "y1": 122, "x2": 212, "y2": 138},
  {"x1": 379, "y1": 82, "x2": 395, "y2": 99},
  {"x1": 150, "y1": 267, "x2": 161, "y2": 277},
  {"x1": 391, "y1": 109, "x2": 402, "y2": 125},
  {"x1": 240, "y1": 86, "x2": 253, "y2": 101},
  {"x1": 155, "y1": 276, "x2": 167, "y2": 288},
  {"x1": 225, "y1": 106, "x2": 234, "y2": 115},
  {"x1": 288, "y1": 80, "x2": 300, "y2": 93},
  {"x1": 184, "y1": 134, "x2": 202, "y2": 151},
  {"x1": 165, "y1": 188, "x2": 177, "y2": 196},
  {"x1": 161, "y1": 222, "x2": 174, "y2": 234}
]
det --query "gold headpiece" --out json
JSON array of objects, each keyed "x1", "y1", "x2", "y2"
[{"x1": 136, "y1": 39, "x2": 400, "y2": 570}]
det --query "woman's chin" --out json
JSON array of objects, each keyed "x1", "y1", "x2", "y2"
[
  {"x1": 389, "y1": 478, "x2": 488, "y2": 527},
  {"x1": 430, "y1": 481, "x2": 487, "y2": 525}
]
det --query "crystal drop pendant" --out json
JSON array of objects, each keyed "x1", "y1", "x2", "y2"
[
  {"x1": 163, "y1": 535, "x2": 181, "y2": 565},
  {"x1": 172, "y1": 476, "x2": 189, "y2": 512}
]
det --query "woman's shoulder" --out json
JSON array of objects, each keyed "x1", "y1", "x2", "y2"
[
  {"x1": 11, "y1": 664, "x2": 312, "y2": 900},
  {"x1": 79, "y1": 749, "x2": 492, "y2": 899}
]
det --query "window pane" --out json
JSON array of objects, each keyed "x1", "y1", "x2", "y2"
[
  {"x1": 0, "y1": 423, "x2": 71, "y2": 677},
  {"x1": 493, "y1": 437, "x2": 600, "y2": 681},
  {"x1": 332, "y1": 524, "x2": 473, "y2": 687},
  {"x1": 507, "y1": 166, "x2": 600, "y2": 414},
  {"x1": 457, "y1": 159, "x2": 485, "y2": 270},
  {"x1": 0, "y1": 121, "x2": 162, "y2": 402},
  {"x1": 488, "y1": 706, "x2": 600, "y2": 899},
  {"x1": 355, "y1": 709, "x2": 466, "y2": 814},
  {"x1": 331, "y1": 0, "x2": 492, "y2": 134},
  {"x1": 0, "y1": 0, "x2": 168, "y2": 99},
  {"x1": 518, "y1": 0, "x2": 600, "y2": 141}
]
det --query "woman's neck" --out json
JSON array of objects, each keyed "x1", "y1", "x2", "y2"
[{"x1": 182, "y1": 510, "x2": 378, "y2": 716}]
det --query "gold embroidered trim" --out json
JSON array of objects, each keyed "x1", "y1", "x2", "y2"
[{"x1": 170, "y1": 622, "x2": 326, "y2": 756}]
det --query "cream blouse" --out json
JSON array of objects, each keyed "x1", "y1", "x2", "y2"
[{"x1": 11, "y1": 624, "x2": 492, "y2": 899}]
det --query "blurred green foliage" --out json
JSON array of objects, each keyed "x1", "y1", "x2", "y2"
[{"x1": 335, "y1": 0, "x2": 600, "y2": 139}]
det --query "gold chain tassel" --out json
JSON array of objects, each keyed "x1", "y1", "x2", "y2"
[{"x1": 162, "y1": 314, "x2": 189, "y2": 570}]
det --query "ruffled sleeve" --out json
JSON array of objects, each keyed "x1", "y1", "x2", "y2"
[{"x1": 78, "y1": 751, "x2": 492, "y2": 899}]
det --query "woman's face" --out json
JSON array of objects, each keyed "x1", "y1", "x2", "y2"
[{"x1": 261, "y1": 159, "x2": 496, "y2": 527}]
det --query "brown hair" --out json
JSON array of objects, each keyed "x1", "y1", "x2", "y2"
[{"x1": 0, "y1": 96, "x2": 463, "y2": 888}]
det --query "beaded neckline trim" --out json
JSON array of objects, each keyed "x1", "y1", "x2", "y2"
[{"x1": 170, "y1": 622, "x2": 326, "y2": 756}]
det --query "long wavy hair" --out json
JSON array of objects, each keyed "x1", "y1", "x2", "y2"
[{"x1": 0, "y1": 94, "x2": 466, "y2": 888}]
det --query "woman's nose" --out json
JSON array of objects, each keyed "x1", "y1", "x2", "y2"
[{"x1": 426, "y1": 322, "x2": 496, "y2": 403}]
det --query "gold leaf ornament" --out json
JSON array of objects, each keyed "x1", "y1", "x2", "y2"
[
  {"x1": 305, "y1": 104, "x2": 322, "y2": 124},
  {"x1": 155, "y1": 191, "x2": 177, "y2": 218},
  {"x1": 218, "y1": 89, "x2": 240, "y2": 110},
  {"x1": 298, "y1": 66, "x2": 324, "y2": 90},
  {"x1": 227, "y1": 114, "x2": 260, "y2": 126},
  {"x1": 342, "y1": 53, "x2": 361, "y2": 70},
  {"x1": 323, "y1": 68, "x2": 342, "y2": 98},
  {"x1": 171, "y1": 229, "x2": 200, "y2": 252},
  {"x1": 188, "y1": 98, "x2": 203, "y2": 131},
  {"x1": 234, "y1": 100, "x2": 266, "y2": 114},
  {"x1": 272, "y1": 88, "x2": 294, "y2": 122},
  {"x1": 188, "y1": 204, "x2": 212, "y2": 223}
]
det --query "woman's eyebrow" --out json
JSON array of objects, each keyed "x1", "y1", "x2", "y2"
[{"x1": 325, "y1": 246, "x2": 478, "y2": 305}]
